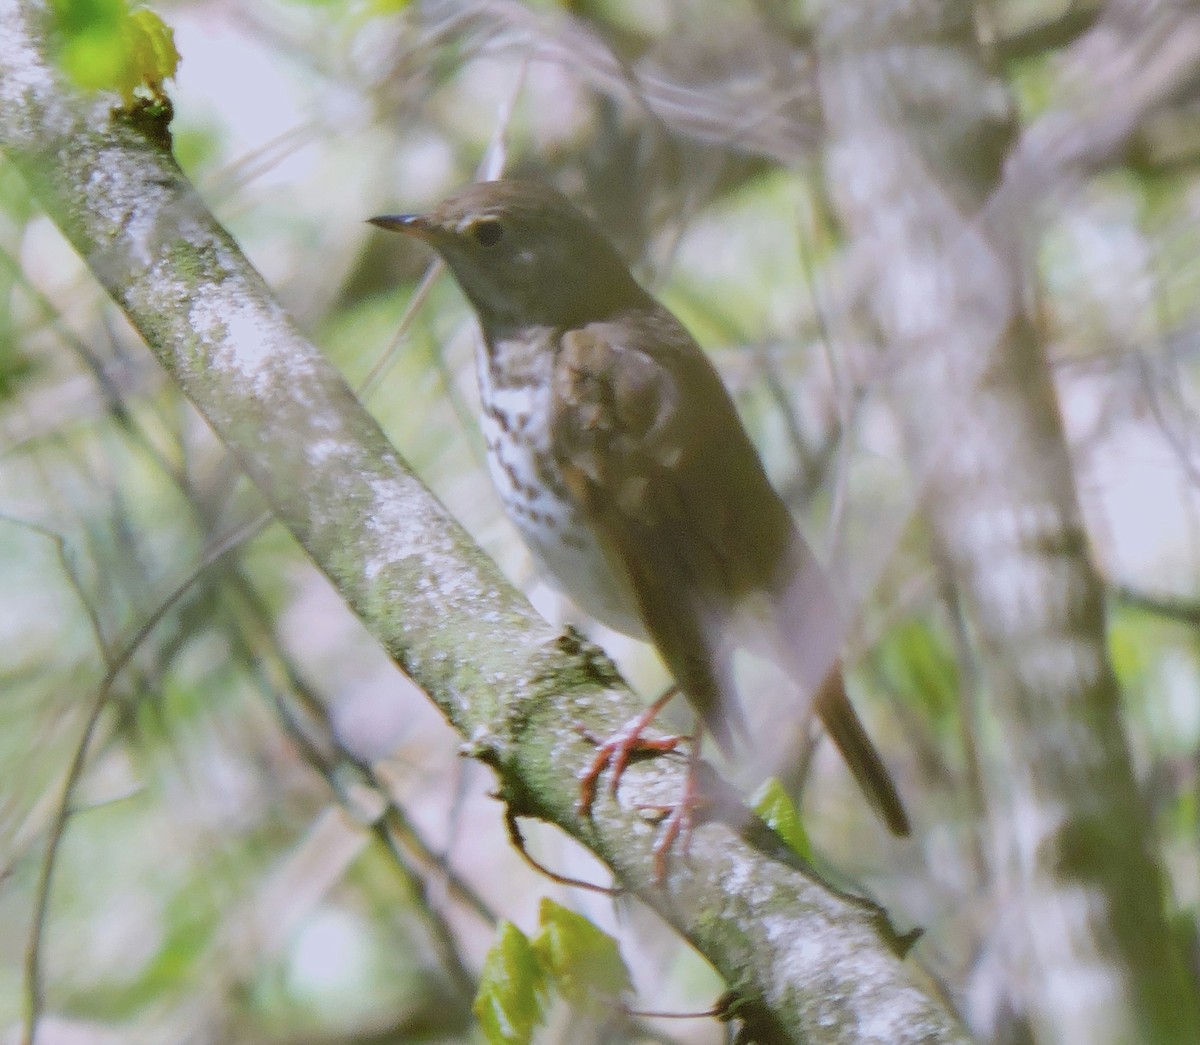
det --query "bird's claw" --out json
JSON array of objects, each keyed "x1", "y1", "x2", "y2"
[
  {"x1": 575, "y1": 718, "x2": 682, "y2": 817},
  {"x1": 638, "y1": 777, "x2": 712, "y2": 883}
]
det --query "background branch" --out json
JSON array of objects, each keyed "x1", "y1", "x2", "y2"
[{"x1": 819, "y1": 1, "x2": 1200, "y2": 1042}]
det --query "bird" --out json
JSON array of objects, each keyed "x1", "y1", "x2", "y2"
[{"x1": 369, "y1": 179, "x2": 910, "y2": 872}]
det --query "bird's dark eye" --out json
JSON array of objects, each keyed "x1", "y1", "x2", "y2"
[{"x1": 470, "y1": 219, "x2": 504, "y2": 247}]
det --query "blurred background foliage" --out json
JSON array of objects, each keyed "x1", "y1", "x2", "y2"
[{"x1": 2, "y1": 0, "x2": 1199, "y2": 1042}]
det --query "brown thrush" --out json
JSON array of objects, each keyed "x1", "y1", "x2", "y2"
[{"x1": 370, "y1": 180, "x2": 910, "y2": 866}]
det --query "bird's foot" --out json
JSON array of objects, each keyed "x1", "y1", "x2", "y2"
[
  {"x1": 637, "y1": 763, "x2": 710, "y2": 882},
  {"x1": 575, "y1": 699, "x2": 681, "y2": 818}
]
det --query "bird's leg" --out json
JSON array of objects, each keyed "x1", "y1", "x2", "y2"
[
  {"x1": 646, "y1": 728, "x2": 705, "y2": 882},
  {"x1": 575, "y1": 686, "x2": 682, "y2": 816}
]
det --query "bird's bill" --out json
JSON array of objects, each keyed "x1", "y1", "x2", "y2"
[{"x1": 366, "y1": 213, "x2": 436, "y2": 241}]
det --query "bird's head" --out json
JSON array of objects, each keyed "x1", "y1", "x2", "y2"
[{"x1": 369, "y1": 180, "x2": 648, "y2": 334}]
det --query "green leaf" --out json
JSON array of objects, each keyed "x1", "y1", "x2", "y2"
[
  {"x1": 530, "y1": 898, "x2": 631, "y2": 1013},
  {"x1": 50, "y1": 2, "x2": 179, "y2": 105},
  {"x1": 473, "y1": 921, "x2": 548, "y2": 1045},
  {"x1": 751, "y1": 777, "x2": 810, "y2": 859},
  {"x1": 51, "y1": 0, "x2": 126, "y2": 35},
  {"x1": 120, "y1": 9, "x2": 181, "y2": 102},
  {"x1": 55, "y1": 20, "x2": 127, "y2": 92}
]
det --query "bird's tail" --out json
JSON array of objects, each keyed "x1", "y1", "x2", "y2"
[
  {"x1": 813, "y1": 666, "x2": 911, "y2": 837},
  {"x1": 769, "y1": 533, "x2": 911, "y2": 836}
]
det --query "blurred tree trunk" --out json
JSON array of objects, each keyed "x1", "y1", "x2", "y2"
[{"x1": 818, "y1": 2, "x2": 1199, "y2": 1043}]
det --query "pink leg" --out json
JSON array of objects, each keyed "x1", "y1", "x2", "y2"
[
  {"x1": 646, "y1": 731, "x2": 705, "y2": 882},
  {"x1": 576, "y1": 688, "x2": 681, "y2": 817}
]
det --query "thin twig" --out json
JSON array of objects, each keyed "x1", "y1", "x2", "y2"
[
  {"x1": 624, "y1": 1003, "x2": 723, "y2": 1020},
  {"x1": 504, "y1": 809, "x2": 619, "y2": 896},
  {"x1": 228, "y1": 577, "x2": 500, "y2": 932},
  {"x1": 1112, "y1": 583, "x2": 1200, "y2": 626},
  {"x1": 270, "y1": 686, "x2": 481, "y2": 999},
  {"x1": 19, "y1": 516, "x2": 264, "y2": 1045}
]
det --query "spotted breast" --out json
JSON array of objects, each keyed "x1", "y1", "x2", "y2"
[{"x1": 476, "y1": 327, "x2": 645, "y2": 637}]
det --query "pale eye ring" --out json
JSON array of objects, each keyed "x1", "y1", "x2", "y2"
[{"x1": 471, "y1": 219, "x2": 504, "y2": 247}]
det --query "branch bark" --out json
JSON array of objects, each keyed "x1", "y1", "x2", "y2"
[
  {"x1": 818, "y1": 1, "x2": 1200, "y2": 1042},
  {"x1": 0, "y1": 1, "x2": 964, "y2": 1041}
]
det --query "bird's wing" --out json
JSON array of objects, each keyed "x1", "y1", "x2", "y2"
[
  {"x1": 551, "y1": 313, "x2": 911, "y2": 835},
  {"x1": 550, "y1": 310, "x2": 790, "y2": 753}
]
